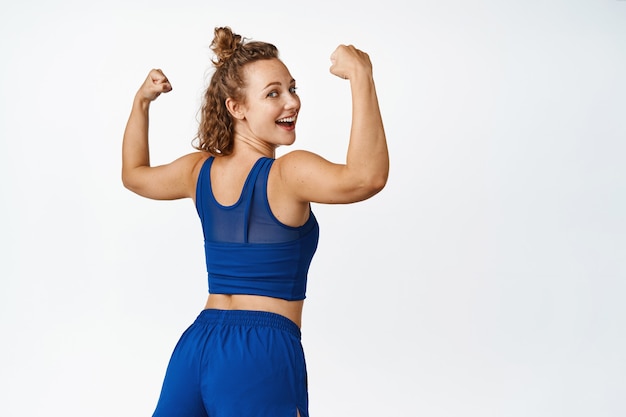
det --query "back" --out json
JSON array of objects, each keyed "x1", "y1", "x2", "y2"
[{"x1": 195, "y1": 157, "x2": 319, "y2": 300}]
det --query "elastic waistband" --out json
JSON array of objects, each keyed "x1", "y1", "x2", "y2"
[{"x1": 195, "y1": 309, "x2": 301, "y2": 339}]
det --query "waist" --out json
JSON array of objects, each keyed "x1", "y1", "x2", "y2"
[{"x1": 204, "y1": 293, "x2": 304, "y2": 328}]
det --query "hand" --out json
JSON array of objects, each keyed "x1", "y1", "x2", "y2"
[
  {"x1": 137, "y1": 69, "x2": 172, "y2": 102},
  {"x1": 329, "y1": 45, "x2": 372, "y2": 81}
]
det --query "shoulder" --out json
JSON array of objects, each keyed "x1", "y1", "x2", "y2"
[
  {"x1": 123, "y1": 151, "x2": 211, "y2": 201},
  {"x1": 171, "y1": 151, "x2": 212, "y2": 192},
  {"x1": 177, "y1": 151, "x2": 211, "y2": 176},
  {"x1": 179, "y1": 151, "x2": 211, "y2": 164},
  {"x1": 272, "y1": 150, "x2": 346, "y2": 204},
  {"x1": 276, "y1": 149, "x2": 319, "y2": 162},
  {"x1": 274, "y1": 150, "x2": 328, "y2": 176}
]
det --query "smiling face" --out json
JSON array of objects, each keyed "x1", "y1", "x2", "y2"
[{"x1": 228, "y1": 58, "x2": 301, "y2": 149}]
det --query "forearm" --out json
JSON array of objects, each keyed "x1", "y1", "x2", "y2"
[
  {"x1": 122, "y1": 95, "x2": 151, "y2": 187},
  {"x1": 346, "y1": 74, "x2": 389, "y2": 189}
]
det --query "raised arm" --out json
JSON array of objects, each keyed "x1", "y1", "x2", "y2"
[
  {"x1": 277, "y1": 45, "x2": 389, "y2": 204},
  {"x1": 122, "y1": 69, "x2": 206, "y2": 200}
]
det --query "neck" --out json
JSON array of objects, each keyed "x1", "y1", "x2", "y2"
[{"x1": 232, "y1": 132, "x2": 277, "y2": 158}]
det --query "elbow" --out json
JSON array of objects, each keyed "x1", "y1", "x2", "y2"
[
  {"x1": 369, "y1": 161, "x2": 390, "y2": 194},
  {"x1": 358, "y1": 170, "x2": 388, "y2": 199},
  {"x1": 366, "y1": 173, "x2": 388, "y2": 196},
  {"x1": 121, "y1": 177, "x2": 131, "y2": 192},
  {"x1": 373, "y1": 173, "x2": 389, "y2": 193},
  {"x1": 121, "y1": 170, "x2": 138, "y2": 193},
  {"x1": 361, "y1": 154, "x2": 389, "y2": 197},
  {"x1": 121, "y1": 169, "x2": 130, "y2": 189}
]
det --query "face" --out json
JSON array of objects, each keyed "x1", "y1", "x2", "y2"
[{"x1": 230, "y1": 58, "x2": 301, "y2": 148}]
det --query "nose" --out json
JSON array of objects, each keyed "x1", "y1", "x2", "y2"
[{"x1": 285, "y1": 91, "x2": 300, "y2": 111}]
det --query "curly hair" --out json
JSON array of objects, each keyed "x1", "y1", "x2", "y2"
[{"x1": 194, "y1": 27, "x2": 279, "y2": 155}]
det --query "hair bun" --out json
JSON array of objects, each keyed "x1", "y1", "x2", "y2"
[{"x1": 210, "y1": 26, "x2": 243, "y2": 67}]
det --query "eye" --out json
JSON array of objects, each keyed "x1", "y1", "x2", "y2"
[
  {"x1": 267, "y1": 91, "x2": 279, "y2": 98},
  {"x1": 289, "y1": 86, "x2": 298, "y2": 94}
]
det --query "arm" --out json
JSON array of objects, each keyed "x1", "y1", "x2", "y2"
[
  {"x1": 278, "y1": 45, "x2": 389, "y2": 204},
  {"x1": 122, "y1": 69, "x2": 206, "y2": 200}
]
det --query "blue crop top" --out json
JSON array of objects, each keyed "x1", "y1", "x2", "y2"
[{"x1": 195, "y1": 156, "x2": 319, "y2": 301}]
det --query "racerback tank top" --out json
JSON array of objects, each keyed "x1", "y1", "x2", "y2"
[{"x1": 195, "y1": 156, "x2": 319, "y2": 301}]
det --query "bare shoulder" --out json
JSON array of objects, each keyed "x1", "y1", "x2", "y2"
[
  {"x1": 274, "y1": 149, "x2": 332, "y2": 175},
  {"x1": 183, "y1": 151, "x2": 211, "y2": 176},
  {"x1": 274, "y1": 148, "x2": 385, "y2": 205},
  {"x1": 172, "y1": 151, "x2": 212, "y2": 200},
  {"x1": 125, "y1": 151, "x2": 211, "y2": 201},
  {"x1": 273, "y1": 149, "x2": 355, "y2": 204},
  {"x1": 273, "y1": 149, "x2": 337, "y2": 189},
  {"x1": 168, "y1": 150, "x2": 211, "y2": 186}
]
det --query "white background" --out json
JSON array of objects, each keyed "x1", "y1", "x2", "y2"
[{"x1": 1, "y1": 0, "x2": 625, "y2": 416}]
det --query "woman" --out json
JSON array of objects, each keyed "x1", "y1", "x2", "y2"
[{"x1": 122, "y1": 26, "x2": 388, "y2": 417}]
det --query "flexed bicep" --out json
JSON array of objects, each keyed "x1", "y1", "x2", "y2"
[
  {"x1": 122, "y1": 69, "x2": 202, "y2": 201},
  {"x1": 275, "y1": 44, "x2": 388, "y2": 206},
  {"x1": 277, "y1": 151, "x2": 384, "y2": 205},
  {"x1": 123, "y1": 152, "x2": 208, "y2": 201}
]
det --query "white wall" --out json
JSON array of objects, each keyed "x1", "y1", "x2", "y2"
[{"x1": 1, "y1": 0, "x2": 625, "y2": 416}]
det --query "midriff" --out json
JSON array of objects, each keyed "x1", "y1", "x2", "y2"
[{"x1": 204, "y1": 294, "x2": 304, "y2": 328}]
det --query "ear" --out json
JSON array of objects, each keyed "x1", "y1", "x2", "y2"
[{"x1": 225, "y1": 97, "x2": 245, "y2": 120}]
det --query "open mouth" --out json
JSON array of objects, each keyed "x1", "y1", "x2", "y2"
[{"x1": 276, "y1": 115, "x2": 296, "y2": 128}]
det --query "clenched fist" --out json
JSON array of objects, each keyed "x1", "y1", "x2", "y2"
[
  {"x1": 329, "y1": 45, "x2": 372, "y2": 81},
  {"x1": 137, "y1": 69, "x2": 173, "y2": 102}
]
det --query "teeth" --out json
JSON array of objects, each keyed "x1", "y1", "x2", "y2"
[{"x1": 277, "y1": 116, "x2": 296, "y2": 123}]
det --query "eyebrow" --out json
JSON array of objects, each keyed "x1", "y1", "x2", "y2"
[{"x1": 263, "y1": 79, "x2": 296, "y2": 90}]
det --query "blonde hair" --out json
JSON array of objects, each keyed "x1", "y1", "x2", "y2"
[{"x1": 194, "y1": 27, "x2": 279, "y2": 155}]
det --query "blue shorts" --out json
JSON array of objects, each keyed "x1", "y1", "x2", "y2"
[{"x1": 152, "y1": 309, "x2": 309, "y2": 417}]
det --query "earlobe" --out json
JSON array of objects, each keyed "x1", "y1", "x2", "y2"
[{"x1": 225, "y1": 97, "x2": 245, "y2": 120}]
